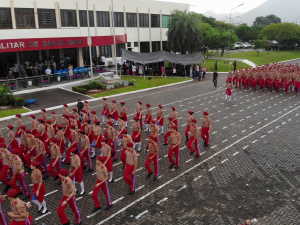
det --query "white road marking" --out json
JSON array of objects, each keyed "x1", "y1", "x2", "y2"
[
  {"x1": 193, "y1": 175, "x2": 202, "y2": 181},
  {"x1": 222, "y1": 139, "x2": 227, "y2": 143},
  {"x1": 45, "y1": 190, "x2": 58, "y2": 197},
  {"x1": 232, "y1": 134, "x2": 237, "y2": 137},
  {"x1": 252, "y1": 140, "x2": 258, "y2": 143},
  {"x1": 186, "y1": 158, "x2": 193, "y2": 163},
  {"x1": 215, "y1": 120, "x2": 220, "y2": 122},
  {"x1": 177, "y1": 185, "x2": 187, "y2": 191},
  {"x1": 242, "y1": 145, "x2": 249, "y2": 149},
  {"x1": 232, "y1": 113, "x2": 236, "y2": 115},
  {"x1": 246, "y1": 116, "x2": 251, "y2": 118},
  {"x1": 76, "y1": 197, "x2": 83, "y2": 201},
  {"x1": 157, "y1": 197, "x2": 168, "y2": 205},
  {"x1": 211, "y1": 145, "x2": 217, "y2": 149},
  {"x1": 275, "y1": 126, "x2": 280, "y2": 129},
  {"x1": 254, "y1": 112, "x2": 258, "y2": 115},
  {"x1": 221, "y1": 159, "x2": 228, "y2": 164},
  {"x1": 136, "y1": 185, "x2": 145, "y2": 191},
  {"x1": 136, "y1": 210, "x2": 149, "y2": 219},
  {"x1": 230, "y1": 123, "x2": 235, "y2": 126},
  {"x1": 112, "y1": 196, "x2": 124, "y2": 204},
  {"x1": 223, "y1": 126, "x2": 228, "y2": 129},
  {"x1": 115, "y1": 177, "x2": 123, "y2": 182},
  {"x1": 261, "y1": 135, "x2": 266, "y2": 138},
  {"x1": 268, "y1": 130, "x2": 273, "y2": 133},
  {"x1": 249, "y1": 126, "x2": 254, "y2": 129},
  {"x1": 233, "y1": 152, "x2": 239, "y2": 156},
  {"x1": 35, "y1": 212, "x2": 51, "y2": 220},
  {"x1": 136, "y1": 167, "x2": 143, "y2": 171},
  {"x1": 224, "y1": 116, "x2": 228, "y2": 119},
  {"x1": 241, "y1": 130, "x2": 246, "y2": 133},
  {"x1": 212, "y1": 131, "x2": 218, "y2": 134},
  {"x1": 257, "y1": 122, "x2": 261, "y2": 124},
  {"x1": 265, "y1": 118, "x2": 268, "y2": 120},
  {"x1": 240, "y1": 119, "x2": 244, "y2": 121}
]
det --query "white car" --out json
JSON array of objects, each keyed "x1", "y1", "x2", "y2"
[
  {"x1": 234, "y1": 42, "x2": 243, "y2": 49},
  {"x1": 242, "y1": 42, "x2": 251, "y2": 48}
]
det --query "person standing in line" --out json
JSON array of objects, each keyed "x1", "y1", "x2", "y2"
[
  {"x1": 131, "y1": 117, "x2": 141, "y2": 152},
  {"x1": 201, "y1": 112, "x2": 212, "y2": 147},
  {"x1": 225, "y1": 81, "x2": 233, "y2": 101},
  {"x1": 111, "y1": 100, "x2": 119, "y2": 126},
  {"x1": 135, "y1": 101, "x2": 143, "y2": 129},
  {"x1": 120, "y1": 102, "x2": 128, "y2": 128},
  {"x1": 168, "y1": 126, "x2": 181, "y2": 169},
  {"x1": 91, "y1": 156, "x2": 112, "y2": 213},
  {"x1": 187, "y1": 119, "x2": 200, "y2": 157},
  {"x1": 215, "y1": 61, "x2": 218, "y2": 71},
  {"x1": 0, "y1": 189, "x2": 9, "y2": 225},
  {"x1": 7, "y1": 125, "x2": 18, "y2": 151},
  {"x1": 185, "y1": 111, "x2": 195, "y2": 143},
  {"x1": 120, "y1": 129, "x2": 132, "y2": 168},
  {"x1": 123, "y1": 142, "x2": 138, "y2": 195},
  {"x1": 33, "y1": 134, "x2": 49, "y2": 180},
  {"x1": 144, "y1": 104, "x2": 152, "y2": 132},
  {"x1": 233, "y1": 60, "x2": 237, "y2": 72},
  {"x1": 79, "y1": 130, "x2": 93, "y2": 172},
  {"x1": 170, "y1": 107, "x2": 178, "y2": 126},
  {"x1": 7, "y1": 189, "x2": 33, "y2": 225},
  {"x1": 30, "y1": 161, "x2": 48, "y2": 214},
  {"x1": 0, "y1": 143, "x2": 13, "y2": 192},
  {"x1": 156, "y1": 105, "x2": 164, "y2": 135},
  {"x1": 77, "y1": 99, "x2": 84, "y2": 115},
  {"x1": 57, "y1": 169, "x2": 82, "y2": 225},
  {"x1": 48, "y1": 138, "x2": 62, "y2": 185},
  {"x1": 106, "y1": 121, "x2": 117, "y2": 162},
  {"x1": 145, "y1": 135, "x2": 159, "y2": 181},
  {"x1": 213, "y1": 70, "x2": 218, "y2": 87},
  {"x1": 100, "y1": 139, "x2": 114, "y2": 182},
  {"x1": 69, "y1": 148, "x2": 85, "y2": 196},
  {"x1": 202, "y1": 66, "x2": 207, "y2": 79},
  {"x1": 19, "y1": 67, "x2": 27, "y2": 88},
  {"x1": 101, "y1": 98, "x2": 110, "y2": 123}
]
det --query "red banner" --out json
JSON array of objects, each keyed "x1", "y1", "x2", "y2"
[{"x1": 0, "y1": 34, "x2": 127, "y2": 53}]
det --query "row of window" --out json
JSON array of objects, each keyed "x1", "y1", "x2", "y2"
[{"x1": 0, "y1": 8, "x2": 170, "y2": 29}]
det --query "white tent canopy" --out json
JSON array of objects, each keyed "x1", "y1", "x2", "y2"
[{"x1": 121, "y1": 49, "x2": 204, "y2": 65}]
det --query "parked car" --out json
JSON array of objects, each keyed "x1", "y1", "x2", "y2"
[
  {"x1": 234, "y1": 42, "x2": 244, "y2": 49},
  {"x1": 242, "y1": 42, "x2": 251, "y2": 48}
]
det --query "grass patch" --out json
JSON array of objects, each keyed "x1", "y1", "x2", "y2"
[
  {"x1": 201, "y1": 59, "x2": 250, "y2": 72},
  {"x1": 0, "y1": 108, "x2": 30, "y2": 118},
  {"x1": 227, "y1": 50, "x2": 300, "y2": 65},
  {"x1": 92, "y1": 76, "x2": 189, "y2": 98}
]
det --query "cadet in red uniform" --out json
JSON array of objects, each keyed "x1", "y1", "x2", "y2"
[
  {"x1": 162, "y1": 118, "x2": 175, "y2": 145},
  {"x1": 30, "y1": 161, "x2": 47, "y2": 214},
  {"x1": 72, "y1": 108, "x2": 81, "y2": 129},
  {"x1": 187, "y1": 119, "x2": 200, "y2": 157},
  {"x1": 120, "y1": 129, "x2": 132, "y2": 167},
  {"x1": 17, "y1": 126, "x2": 27, "y2": 162},
  {"x1": 7, "y1": 189, "x2": 33, "y2": 225},
  {"x1": 10, "y1": 148, "x2": 30, "y2": 200},
  {"x1": 69, "y1": 148, "x2": 84, "y2": 195},
  {"x1": 57, "y1": 169, "x2": 82, "y2": 225},
  {"x1": 111, "y1": 100, "x2": 119, "y2": 126},
  {"x1": 15, "y1": 114, "x2": 23, "y2": 145},
  {"x1": 149, "y1": 120, "x2": 159, "y2": 144},
  {"x1": 156, "y1": 105, "x2": 164, "y2": 135},
  {"x1": 0, "y1": 130, "x2": 5, "y2": 144},
  {"x1": 41, "y1": 109, "x2": 47, "y2": 123},
  {"x1": 91, "y1": 156, "x2": 112, "y2": 213},
  {"x1": 101, "y1": 98, "x2": 110, "y2": 123},
  {"x1": 145, "y1": 135, "x2": 159, "y2": 180},
  {"x1": 131, "y1": 117, "x2": 141, "y2": 152},
  {"x1": 63, "y1": 104, "x2": 69, "y2": 116},
  {"x1": 201, "y1": 112, "x2": 212, "y2": 147},
  {"x1": 24, "y1": 130, "x2": 38, "y2": 170},
  {"x1": 185, "y1": 111, "x2": 194, "y2": 143},
  {"x1": 120, "y1": 102, "x2": 128, "y2": 127},
  {"x1": 30, "y1": 114, "x2": 38, "y2": 136},
  {"x1": 225, "y1": 81, "x2": 233, "y2": 102},
  {"x1": 144, "y1": 104, "x2": 152, "y2": 132},
  {"x1": 51, "y1": 111, "x2": 58, "y2": 133},
  {"x1": 135, "y1": 101, "x2": 143, "y2": 129},
  {"x1": 83, "y1": 101, "x2": 91, "y2": 120},
  {"x1": 171, "y1": 107, "x2": 178, "y2": 126},
  {"x1": 91, "y1": 111, "x2": 99, "y2": 125},
  {"x1": 124, "y1": 142, "x2": 138, "y2": 195},
  {"x1": 168, "y1": 126, "x2": 181, "y2": 169},
  {"x1": 0, "y1": 189, "x2": 8, "y2": 225},
  {"x1": 33, "y1": 134, "x2": 49, "y2": 179},
  {"x1": 91, "y1": 120, "x2": 102, "y2": 157},
  {"x1": 48, "y1": 138, "x2": 62, "y2": 184},
  {"x1": 7, "y1": 125, "x2": 18, "y2": 151},
  {"x1": 117, "y1": 115, "x2": 125, "y2": 147},
  {"x1": 106, "y1": 121, "x2": 117, "y2": 161},
  {"x1": 0, "y1": 143, "x2": 13, "y2": 192},
  {"x1": 100, "y1": 138, "x2": 113, "y2": 182},
  {"x1": 79, "y1": 130, "x2": 93, "y2": 172},
  {"x1": 65, "y1": 125, "x2": 80, "y2": 164}
]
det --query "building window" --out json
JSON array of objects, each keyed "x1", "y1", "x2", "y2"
[
  {"x1": 134, "y1": 42, "x2": 138, "y2": 47},
  {"x1": 126, "y1": 13, "x2": 137, "y2": 27},
  {"x1": 99, "y1": 45, "x2": 112, "y2": 58},
  {"x1": 162, "y1": 15, "x2": 169, "y2": 28},
  {"x1": 15, "y1": 8, "x2": 35, "y2": 29},
  {"x1": 37, "y1": 9, "x2": 56, "y2": 28},
  {"x1": 116, "y1": 43, "x2": 125, "y2": 57},
  {"x1": 113, "y1": 12, "x2": 124, "y2": 27},
  {"x1": 96, "y1": 11, "x2": 110, "y2": 27},
  {"x1": 139, "y1": 13, "x2": 149, "y2": 27},
  {"x1": 60, "y1": 9, "x2": 77, "y2": 27},
  {"x1": 151, "y1": 14, "x2": 160, "y2": 28},
  {"x1": 79, "y1": 10, "x2": 94, "y2": 27},
  {"x1": 127, "y1": 42, "x2": 131, "y2": 48},
  {"x1": 140, "y1": 42, "x2": 150, "y2": 53},
  {"x1": 162, "y1": 41, "x2": 169, "y2": 51},
  {"x1": 82, "y1": 46, "x2": 96, "y2": 62},
  {"x1": 152, "y1": 41, "x2": 161, "y2": 52},
  {"x1": 0, "y1": 8, "x2": 12, "y2": 29}
]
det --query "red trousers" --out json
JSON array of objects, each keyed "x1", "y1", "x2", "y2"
[
  {"x1": 185, "y1": 125, "x2": 190, "y2": 138},
  {"x1": 66, "y1": 143, "x2": 80, "y2": 163},
  {"x1": 36, "y1": 154, "x2": 49, "y2": 176},
  {"x1": 10, "y1": 172, "x2": 30, "y2": 196},
  {"x1": 92, "y1": 180, "x2": 112, "y2": 208},
  {"x1": 187, "y1": 137, "x2": 200, "y2": 155},
  {"x1": 145, "y1": 154, "x2": 159, "y2": 177},
  {"x1": 69, "y1": 167, "x2": 83, "y2": 183},
  {"x1": 136, "y1": 113, "x2": 143, "y2": 128},
  {"x1": 123, "y1": 164, "x2": 136, "y2": 192},
  {"x1": 107, "y1": 139, "x2": 117, "y2": 160},
  {"x1": 18, "y1": 145, "x2": 26, "y2": 162},
  {"x1": 252, "y1": 79, "x2": 257, "y2": 90},
  {"x1": 0, "y1": 200, "x2": 8, "y2": 225},
  {"x1": 295, "y1": 82, "x2": 300, "y2": 94},
  {"x1": 30, "y1": 183, "x2": 45, "y2": 202},
  {"x1": 201, "y1": 127, "x2": 210, "y2": 144},
  {"x1": 168, "y1": 144, "x2": 179, "y2": 167},
  {"x1": 260, "y1": 79, "x2": 266, "y2": 89},
  {"x1": 80, "y1": 148, "x2": 93, "y2": 170},
  {"x1": 284, "y1": 81, "x2": 291, "y2": 92},
  {"x1": 120, "y1": 148, "x2": 127, "y2": 166},
  {"x1": 275, "y1": 80, "x2": 281, "y2": 91},
  {"x1": 236, "y1": 78, "x2": 242, "y2": 88},
  {"x1": 156, "y1": 117, "x2": 164, "y2": 126},
  {"x1": 103, "y1": 156, "x2": 113, "y2": 172},
  {"x1": 24, "y1": 148, "x2": 37, "y2": 168},
  {"x1": 164, "y1": 131, "x2": 172, "y2": 144},
  {"x1": 0, "y1": 165, "x2": 13, "y2": 186},
  {"x1": 57, "y1": 195, "x2": 81, "y2": 224},
  {"x1": 10, "y1": 215, "x2": 32, "y2": 225},
  {"x1": 8, "y1": 139, "x2": 18, "y2": 151},
  {"x1": 132, "y1": 131, "x2": 141, "y2": 143},
  {"x1": 48, "y1": 158, "x2": 62, "y2": 179}
]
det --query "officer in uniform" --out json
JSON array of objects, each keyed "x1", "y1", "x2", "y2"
[{"x1": 19, "y1": 66, "x2": 27, "y2": 88}]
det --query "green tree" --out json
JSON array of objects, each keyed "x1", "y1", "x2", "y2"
[
  {"x1": 252, "y1": 39, "x2": 269, "y2": 56},
  {"x1": 253, "y1": 14, "x2": 281, "y2": 27},
  {"x1": 235, "y1": 24, "x2": 252, "y2": 42},
  {"x1": 0, "y1": 84, "x2": 13, "y2": 106},
  {"x1": 167, "y1": 10, "x2": 203, "y2": 54}
]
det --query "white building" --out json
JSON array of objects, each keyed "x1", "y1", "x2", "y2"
[{"x1": 0, "y1": 0, "x2": 189, "y2": 75}]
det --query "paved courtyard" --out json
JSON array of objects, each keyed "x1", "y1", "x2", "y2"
[{"x1": 1, "y1": 73, "x2": 300, "y2": 225}]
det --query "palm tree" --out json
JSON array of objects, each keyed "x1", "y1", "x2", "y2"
[
  {"x1": 0, "y1": 83, "x2": 13, "y2": 106},
  {"x1": 166, "y1": 10, "x2": 203, "y2": 54}
]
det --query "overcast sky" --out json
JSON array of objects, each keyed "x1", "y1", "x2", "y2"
[{"x1": 159, "y1": 0, "x2": 268, "y2": 14}]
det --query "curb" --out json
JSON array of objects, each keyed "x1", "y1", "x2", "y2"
[
  {"x1": 0, "y1": 78, "x2": 193, "y2": 122},
  {"x1": 277, "y1": 58, "x2": 300, "y2": 63}
]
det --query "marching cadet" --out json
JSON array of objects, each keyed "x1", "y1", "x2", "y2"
[
  {"x1": 149, "y1": 120, "x2": 159, "y2": 144},
  {"x1": 120, "y1": 129, "x2": 132, "y2": 167},
  {"x1": 48, "y1": 138, "x2": 62, "y2": 184},
  {"x1": 91, "y1": 156, "x2": 112, "y2": 213},
  {"x1": 135, "y1": 101, "x2": 143, "y2": 129},
  {"x1": 144, "y1": 104, "x2": 152, "y2": 132},
  {"x1": 24, "y1": 129, "x2": 38, "y2": 171},
  {"x1": 69, "y1": 115, "x2": 78, "y2": 132},
  {"x1": 0, "y1": 189, "x2": 9, "y2": 225},
  {"x1": 171, "y1": 106, "x2": 178, "y2": 126},
  {"x1": 91, "y1": 120, "x2": 102, "y2": 158},
  {"x1": 15, "y1": 114, "x2": 23, "y2": 145},
  {"x1": 123, "y1": 142, "x2": 138, "y2": 195},
  {"x1": 69, "y1": 148, "x2": 85, "y2": 196},
  {"x1": 101, "y1": 98, "x2": 110, "y2": 123},
  {"x1": 56, "y1": 124, "x2": 66, "y2": 161},
  {"x1": 117, "y1": 115, "x2": 125, "y2": 147},
  {"x1": 168, "y1": 126, "x2": 181, "y2": 169},
  {"x1": 51, "y1": 111, "x2": 58, "y2": 132},
  {"x1": 83, "y1": 101, "x2": 91, "y2": 119},
  {"x1": 111, "y1": 100, "x2": 119, "y2": 126},
  {"x1": 62, "y1": 115, "x2": 71, "y2": 145},
  {"x1": 7, "y1": 125, "x2": 19, "y2": 151},
  {"x1": 41, "y1": 109, "x2": 47, "y2": 122},
  {"x1": 100, "y1": 138, "x2": 114, "y2": 182},
  {"x1": 30, "y1": 161, "x2": 48, "y2": 214},
  {"x1": 30, "y1": 114, "x2": 38, "y2": 136},
  {"x1": 72, "y1": 108, "x2": 81, "y2": 129},
  {"x1": 106, "y1": 121, "x2": 118, "y2": 161},
  {"x1": 63, "y1": 104, "x2": 69, "y2": 116},
  {"x1": 131, "y1": 117, "x2": 141, "y2": 152},
  {"x1": 17, "y1": 125, "x2": 27, "y2": 163},
  {"x1": 57, "y1": 169, "x2": 82, "y2": 225},
  {"x1": 80, "y1": 110, "x2": 89, "y2": 127},
  {"x1": 187, "y1": 119, "x2": 200, "y2": 157},
  {"x1": 83, "y1": 119, "x2": 94, "y2": 147},
  {"x1": 0, "y1": 143, "x2": 13, "y2": 192},
  {"x1": 156, "y1": 105, "x2": 164, "y2": 135},
  {"x1": 185, "y1": 111, "x2": 195, "y2": 143},
  {"x1": 45, "y1": 120, "x2": 55, "y2": 155},
  {"x1": 162, "y1": 118, "x2": 175, "y2": 146},
  {"x1": 91, "y1": 111, "x2": 99, "y2": 125},
  {"x1": 0, "y1": 130, "x2": 4, "y2": 144},
  {"x1": 10, "y1": 148, "x2": 30, "y2": 200},
  {"x1": 120, "y1": 102, "x2": 128, "y2": 127},
  {"x1": 79, "y1": 130, "x2": 93, "y2": 172},
  {"x1": 201, "y1": 112, "x2": 212, "y2": 147},
  {"x1": 37, "y1": 118, "x2": 47, "y2": 146},
  {"x1": 65, "y1": 125, "x2": 80, "y2": 164},
  {"x1": 33, "y1": 134, "x2": 49, "y2": 180},
  {"x1": 145, "y1": 135, "x2": 159, "y2": 181},
  {"x1": 224, "y1": 81, "x2": 233, "y2": 102},
  {"x1": 7, "y1": 189, "x2": 33, "y2": 225}
]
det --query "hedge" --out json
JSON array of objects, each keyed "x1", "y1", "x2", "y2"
[
  {"x1": 12, "y1": 97, "x2": 24, "y2": 107},
  {"x1": 72, "y1": 82, "x2": 107, "y2": 95},
  {"x1": 72, "y1": 86, "x2": 88, "y2": 95}
]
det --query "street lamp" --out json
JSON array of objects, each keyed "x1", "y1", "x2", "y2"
[
  {"x1": 227, "y1": 3, "x2": 244, "y2": 64},
  {"x1": 111, "y1": 0, "x2": 118, "y2": 76},
  {"x1": 86, "y1": 0, "x2": 93, "y2": 80},
  {"x1": 296, "y1": 16, "x2": 300, "y2": 25}
]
